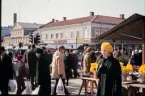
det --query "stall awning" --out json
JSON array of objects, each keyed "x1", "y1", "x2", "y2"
[
  {"x1": 5, "y1": 46, "x2": 13, "y2": 49},
  {"x1": 96, "y1": 13, "x2": 145, "y2": 64}
]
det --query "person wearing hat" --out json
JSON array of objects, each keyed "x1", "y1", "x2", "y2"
[
  {"x1": 96, "y1": 42, "x2": 121, "y2": 96},
  {"x1": 0, "y1": 46, "x2": 13, "y2": 95},
  {"x1": 36, "y1": 48, "x2": 51, "y2": 96}
]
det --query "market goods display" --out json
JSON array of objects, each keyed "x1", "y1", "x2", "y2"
[
  {"x1": 90, "y1": 63, "x2": 98, "y2": 72},
  {"x1": 125, "y1": 64, "x2": 133, "y2": 73}
]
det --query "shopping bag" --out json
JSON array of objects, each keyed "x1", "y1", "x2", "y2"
[
  {"x1": 56, "y1": 78, "x2": 65, "y2": 94},
  {"x1": 8, "y1": 79, "x2": 16, "y2": 92},
  {"x1": 25, "y1": 80, "x2": 32, "y2": 94}
]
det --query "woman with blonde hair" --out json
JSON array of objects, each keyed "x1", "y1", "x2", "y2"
[{"x1": 97, "y1": 42, "x2": 121, "y2": 96}]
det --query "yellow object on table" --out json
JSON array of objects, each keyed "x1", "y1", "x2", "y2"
[
  {"x1": 90, "y1": 63, "x2": 98, "y2": 72},
  {"x1": 126, "y1": 64, "x2": 133, "y2": 73},
  {"x1": 138, "y1": 64, "x2": 145, "y2": 75}
]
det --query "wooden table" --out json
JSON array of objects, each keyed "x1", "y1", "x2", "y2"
[
  {"x1": 127, "y1": 83, "x2": 145, "y2": 96},
  {"x1": 78, "y1": 77, "x2": 98, "y2": 96}
]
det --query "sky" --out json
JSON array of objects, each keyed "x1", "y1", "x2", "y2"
[{"x1": 2, "y1": 0, "x2": 145, "y2": 26}]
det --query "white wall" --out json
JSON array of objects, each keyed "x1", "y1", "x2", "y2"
[{"x1": 39, "y1": 22, "x2": 92, "y2": 44}]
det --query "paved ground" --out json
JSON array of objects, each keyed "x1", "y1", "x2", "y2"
[{"x1": 0, "y1": 78, "x2": 98, "y2": 95}]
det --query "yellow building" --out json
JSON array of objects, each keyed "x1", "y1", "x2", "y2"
[{"x1": 2, "y1": 22, "x2": 42, "y2": 47}]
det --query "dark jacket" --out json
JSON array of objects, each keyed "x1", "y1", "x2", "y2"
[
  {"x1": 97, "y1": 56, "x2": 122, "y2": 96},
  {"x1": 131, "y1": 54, "x2": 139, "y2": 66},
  {"x1": 138, "y1": 53, "x2": 142, "y2": 66},
  {"x1": 28, "y1": 49, "x2": 37, "y2": 76},
  {"x1": 44, "y1": 52, "x2": 52, "y2": 66},
  {"x1": 64, "y1": 54, "x2": 73, "y2": 78},
  {"x1": 38, "y1": 54, "x2": 50, "y2": 84},
  {"x1": 0, "y1": 54, "x2": 13, "y2": 80}
]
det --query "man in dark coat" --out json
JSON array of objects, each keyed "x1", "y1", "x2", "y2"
[
  {"x1": 36, "y1": 48, "x2": 51, "y2": 96},
  {"x1": 0, "y1": 46, "x2": 13, "y2": 95},
  {"x1": 27, "y1": 44, "x2": 37, "y2": 90},
  {"x1": 42, "y1": 47, "x2": 52, "y2": 66},
  {"x1": 97, "y1": 42, "x2": 121, "y2": 96},
  {"x1": 64, "y1": 49, "x2": 73, "y2": 86}
]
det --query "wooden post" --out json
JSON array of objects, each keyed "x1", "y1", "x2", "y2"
[
  {"x1": 113, "y1": 40, "x2": 116, "y2": 51},
  {"x1": 142, "y1": 38, "x2": 145, "y2": 64},
  {"x1": 142, "y1": 26, "x2": 145, "y2": 64}
]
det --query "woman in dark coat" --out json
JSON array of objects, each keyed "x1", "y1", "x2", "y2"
[
  {"x1": 64, "y1": 49, "x2": 73, "y2": 86},
  {"x1": 97, "y1": 42, "x2": 122, "y2": 96}
]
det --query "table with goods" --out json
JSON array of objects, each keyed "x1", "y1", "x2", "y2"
[{"x1": 121, "y1": 62, "x2": 145, "y2": 96}]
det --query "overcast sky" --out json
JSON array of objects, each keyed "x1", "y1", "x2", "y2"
[{"x1": 2, "y1": 0, "x2": 145, "y2": 26}]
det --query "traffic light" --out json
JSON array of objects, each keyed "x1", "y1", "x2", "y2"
[
  {"x1": 34, "y1": 33, "x2": 41, "y2": 45},
  {"x1": 29, "y1": 33, "x2": 34, "y2": 43}
]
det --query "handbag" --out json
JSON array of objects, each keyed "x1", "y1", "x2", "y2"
[
  {"x1": 8, "y1": 79, "x2": 16, "y2": 92},
  {"x1": 56, "y1": 78, "x2": 65, "y2": 94},
  {"x1": 25, "y1": 80, "x2": 32, "y2": 94}
]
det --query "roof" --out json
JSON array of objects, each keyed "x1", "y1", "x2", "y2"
[
  {"x1": 1, "y1": 26, "x2": 11, "y2": 38},
  {"x1": 17, "y1": 22, "x2": 42, "y2": 29},
  {"x1": 41, "y1": 15, "x2": 124, "y2": 28},
  {"x1": 96, "y1": 13, "x2": 145, "y2": 41}
]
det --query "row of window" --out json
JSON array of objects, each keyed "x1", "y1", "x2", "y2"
[
  {"x1": 43, "y1": 31, "x2": 81, "y2": 40},
  {"x1": 11, "y1": 30, "x2": 22, "y2": 37},
  {"x1": 95, "y1": 29, "x2": 108, "y2": 37}
]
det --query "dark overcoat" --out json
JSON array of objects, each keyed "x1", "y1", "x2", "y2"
[
  {"x1": 37, "y1": 54, "x2": 51, "y2": 95},
  {"x1": 97, "y1": 56, "x2": 122, "y2": 96}
]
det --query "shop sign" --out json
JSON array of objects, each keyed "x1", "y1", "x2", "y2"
[{"x1": 54, "y1": 40, "x2": 67, "y2": 43}]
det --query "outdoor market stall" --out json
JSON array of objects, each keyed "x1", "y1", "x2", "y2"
[
  {"x1": 96, "y1": 13, "x2": 145, "y2": 96},
  {"x1": 96, "y1": 13, "x2": 145, "y2": 64}
]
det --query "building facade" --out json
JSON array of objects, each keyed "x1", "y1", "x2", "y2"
[
  {"x1": 38, "y1": 12, "x2": 124, "y2": 49},
  {"x1": 2, "y1": 22, "x2": 42, "y2": 47}
]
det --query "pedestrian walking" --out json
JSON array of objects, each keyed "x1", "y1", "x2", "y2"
[
  {"x1": 72, "y1": 50, "x2": 80, "y2": 78},
  {"x1": 64, "y1": 49, "x2": 73, "y2": 86},
  {"x1": 15, "y1": 55, "x2": 26, "y2": 95},
  {"x1": 42, "y1": 46, "x2": 52, "y2": 66},
  {"x1": 36, "y1": 48, "x2": 51, "y2": 96},
  {"x1": 0, "y1": 46, "x2": 13, "y2": 95},
  {"x1": 27, "y1": 44, "x2": 37, "y2": 90},
  {"x1": 83, "y1": 47, "x2": 92, "y2": 75},
  {"x1": 97, "y1": 42, "x2": 122, "y2": 96},
  {"x1": 81, "y1": 46, "x2": 88, "y2": 69},
  {"x1": 51, "y1": 46, "x2": 70, "y2": 95}
]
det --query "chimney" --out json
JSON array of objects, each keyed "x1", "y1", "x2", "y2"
[
  {"x1": 13, "y1": 13, "x2": 17, "y2": 24},
  {"x1": 120, "y1": 14, "x2": 124, "y2": 19},
  {"x1": 63, "y1": 17, "x2": 66, "y2": 21},
  {"x1": 56, "y1": 20, "x2": 59, "y2": 22},
  {"x1": 90, "y1": 12, "x2": 94, "y2": 16},
  {"x1": 52, "y1": 19, "x2": 55, "y2": 22}
]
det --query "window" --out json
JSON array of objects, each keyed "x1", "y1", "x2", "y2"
[
  {"x1": 56, "y1": 33, "x2": 58, "y2": 38},
  {"x1": 95, "y1": 29, "x2": 100, "y2": 37},
  {"x1": 71, "y1": 32, "x2": 74, "y2": 38},
  {"x1": 65, "y1": 32, "x2": 69, "y2": 38},
  {"x1": 46, "y1": 34, "x2": 48, "y2": 39},
  {"x1": 51, "y1": 34, "x2": 53, "y2": 39},
  {"x1": 60, "y1": 33, "x2": 63, "y2": 38},
  {"x1": 76, "y1": 31, "x2": 80, "y2": 37},
  {"x1": 84, "y1": 28, "x2": 87, "y2": 38}
]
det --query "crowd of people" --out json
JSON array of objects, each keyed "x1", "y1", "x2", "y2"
[{"x1": 0, "y1": 42, "x2": 143, "y2": 96}]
